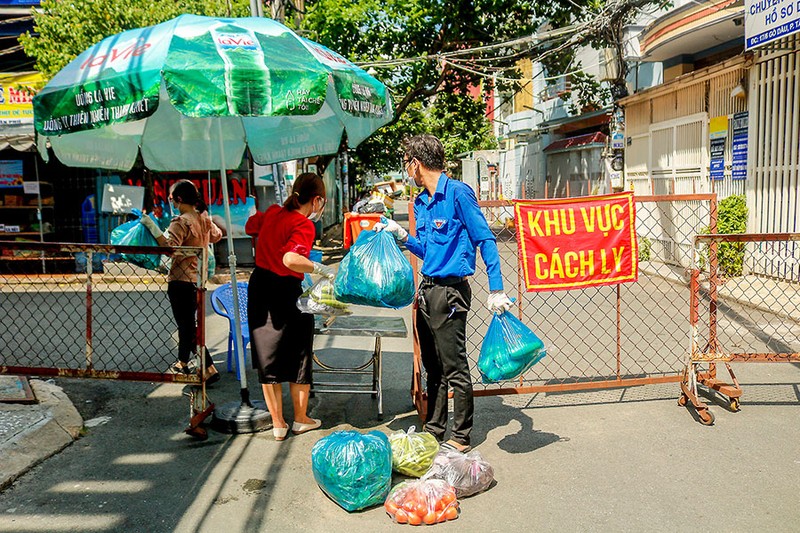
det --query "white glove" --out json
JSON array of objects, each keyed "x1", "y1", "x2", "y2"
[
  {"x1": 139, "y1": 215, "x2": 163, "y2": 239},
  {"x1": 487, "y1": 292, "x2": 513, "y2": 313},
  {"x1": 373, "y1": 219, "x2": 408, "y2": 242},
  {"x1": 312, "y1": 261, "x2": 335, "y2": 280}
]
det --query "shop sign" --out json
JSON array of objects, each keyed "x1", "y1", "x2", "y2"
[
  {"x1": 0, "y1": 72, "x2": 43, "y2": 126},
  {"x1": 746, "y1": 0, "x2": 800, "y2": 50},
  {"x1": 514, "y1": 192, "x2": 639, "y2": 292},
  {"x1": 709, "y1": 115, "x2": 728, "y2": 181},
  {"x1": 101, "y1": 183, "x2": 144, "y2": 214}
]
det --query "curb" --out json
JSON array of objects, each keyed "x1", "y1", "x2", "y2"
[{"x1": 0, "y1": 380, "x2": 83, "y2": 491}]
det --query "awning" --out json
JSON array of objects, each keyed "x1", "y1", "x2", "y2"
[
  {"x1": 543, "y1": 132, "x2": 607, "y2": 154},
  {"x1": 0, "y1": 133, "x2": 35, "y2": 151}
]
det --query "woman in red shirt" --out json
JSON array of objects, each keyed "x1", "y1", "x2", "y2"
[{"x1": 245, "y1": 173, "x2": 333, "y2": 441}]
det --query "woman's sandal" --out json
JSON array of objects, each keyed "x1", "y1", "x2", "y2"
[
  {"x1": 273, "y1": 426, "x2": 289, "y2": 441},
  {"x1": 291, "y1": 419, "x2": 322, "y2": 435},
  {"x1": 168, "y1": 362, "x2": 191, "y2": 375}
]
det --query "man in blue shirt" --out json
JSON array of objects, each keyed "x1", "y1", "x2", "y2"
[{"x1": 376, "y1": 134, "x2": 512, "y2": 452}]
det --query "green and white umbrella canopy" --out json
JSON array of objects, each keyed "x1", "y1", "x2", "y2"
[
  {"x1": 33, "y1": 15, "x2": 393, "y2": 403},
  {"x1": 33, "y1": 14, "x2": 393, "y2": 171}
]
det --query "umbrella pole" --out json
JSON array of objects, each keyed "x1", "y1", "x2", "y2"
[
  {"x1": 216, "y1": 130, "x2": 250, "y2": 406},
  {"x1": 210, "y1": 123, "x2": 271, "y2": 434}
]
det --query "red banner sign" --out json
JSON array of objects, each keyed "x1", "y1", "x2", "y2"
[{"x1": 514, "y1": 192, "x2": 638, "y2": 292}]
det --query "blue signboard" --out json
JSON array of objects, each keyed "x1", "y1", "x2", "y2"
[
  {"x1": 732, "y1": 112, "x2": 748, "y2": 180},
  {"x1": 710, "y1": 137, "x2": 725, "y2": 181}
]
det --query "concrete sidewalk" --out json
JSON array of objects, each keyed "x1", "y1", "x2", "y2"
[{"x1": 0, "y1": 379, "x2": 83, "y2": 491}]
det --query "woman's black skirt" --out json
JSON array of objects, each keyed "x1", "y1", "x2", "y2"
[{"x1": 247, "y1": 266, "x2": 313, "y2": 384}]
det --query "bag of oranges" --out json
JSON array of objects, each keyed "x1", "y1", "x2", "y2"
[
  {"x1": 388, "y1": 426, "x2": 439, "y2": 477},
  {"x1": 383, "y1": 479, "x2": 459, "y2": 525}
]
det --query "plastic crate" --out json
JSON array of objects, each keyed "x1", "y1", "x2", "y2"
[{"x1": 343, "y1": 213, "x2": 382, "y2": 249}]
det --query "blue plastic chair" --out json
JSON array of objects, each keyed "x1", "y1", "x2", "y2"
[{"x1": 211, "y1": 282, "x2": 250, "y2": 379}]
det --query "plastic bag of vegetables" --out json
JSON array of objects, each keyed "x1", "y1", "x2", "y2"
[
  {"x1": 477, "y1": 311, "x2": 546, "y2": 383},
  {"x1": 311, "y1": 430, "x2": 392, "y2": 512},
  {"x1": 297, "y1": 278, "x2": 351, "y2": 317},
  {"x1": 423, "y1": 449, "x2": 494, "y2": 498},
  {"x1": 384, "y1": 479, "x2": 459, "y2": 525},
  {"x1": 388, "y1": 426, "x2": 440, "y2": 477},
  {"x1": 333, "y1": 230, "x2": 415, "y2": 309}
]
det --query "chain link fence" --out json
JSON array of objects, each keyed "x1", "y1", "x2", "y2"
[
  {"x1": 0, "y1": 242, "x2": 206, "y2": 385},
  {"x1": 411, "y1": 195, "x2": 718, "y2": 402}
]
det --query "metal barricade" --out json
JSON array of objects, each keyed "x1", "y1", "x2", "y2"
[
  {"x1": 410, "y1": 194, "x2": 717, "y2": 416},
  {"x1": 0, "y1": 241, "x2": 213, "y2": 437},
  {"x1": 680, "y1": 232, "x2": 800, "y2": 424}
]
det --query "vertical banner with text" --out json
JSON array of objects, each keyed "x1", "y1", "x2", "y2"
[{"x1": 514, "y1": 192, "x2": 639, "y2": 292}]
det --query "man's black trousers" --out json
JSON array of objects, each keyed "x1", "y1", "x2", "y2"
[{"x1": 416, "y1": 278, "x2": 473, "y2": 446}]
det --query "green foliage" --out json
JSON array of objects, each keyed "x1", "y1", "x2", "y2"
[
  {"x1": 716, "y1": 194, "x2": 748, "y2": 234},
  {"x1": 21, "y1": 0, "x2": 251, "y2": 79},
  {"x1": 638, "y1": 235, "x2": 652, "y2": 262},
  {"x1": 701, "y1": 194, "x2": 749, "y2": 278},
  {"x1": 564, "y1": 70, "x2": 612, "y2": 115},
  {"x1": 301, "y1": 0, "x2": 540, "y2": 179},
  {"x1": 302, "y1": 0, "x2": 539, "y2": 117},
  {"x1": 352, "y1": 91, "x2": 497, "y2": 177}
]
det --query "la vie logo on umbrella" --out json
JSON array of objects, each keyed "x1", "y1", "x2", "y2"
[
  {"x1": 214, "y1": 33, "x2": 258, "y2": 49},
  {"x1": 80, "y1": 40, "x2": 151, "y2": 70}
]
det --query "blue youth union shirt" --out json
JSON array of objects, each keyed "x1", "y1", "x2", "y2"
[{"x1": 405, "y1": 174, "x2": 504, "y2": 292}]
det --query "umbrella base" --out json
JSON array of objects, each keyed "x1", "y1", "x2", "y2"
[{"x1": 211, "y1": 399, "x2": 272, "y2": 434}]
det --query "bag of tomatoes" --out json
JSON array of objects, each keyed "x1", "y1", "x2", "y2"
[
  {"x1": 383, "y1": 479, "x2": 459, "y2": 525},
  {"x1": 388, "y1": 426, "x2": 440, "y2": 477},
  {"x1": 422, "y1": 449, "x2": 494, "y2": 498}
]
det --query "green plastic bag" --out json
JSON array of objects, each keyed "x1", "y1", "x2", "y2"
[
  {"x1": 388, "y1": 426, "x2": 440, "y2": 478},
  {"x1": 477, "y1": 311, "x2": 546, "y2": 383},
  {"x1": 109, "y1": 214, "x2": 161, "y2": 271},
  {"x1": 311, "y1": 430, "x2": 392, "y2": 512},
  {"x1": 333, "y1": 230, "x2": 415, "y2": 309}
]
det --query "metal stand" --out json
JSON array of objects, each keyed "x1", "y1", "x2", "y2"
[
  {"x1": 311, "y1": 315, "x2": 407, "y2": 419},
  {"x1": 312, "y1": 336, "x2": 383, "y2": 417}
]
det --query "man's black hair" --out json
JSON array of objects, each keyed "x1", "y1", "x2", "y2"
[{"x1": 402, "y1": 134, "x2": 445, "y2": 171}]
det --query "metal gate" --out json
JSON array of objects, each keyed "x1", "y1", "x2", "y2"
[
  {"x1": 410, "y1": 194, "x2": 717, "y2": 414},
  {"x1": 680, "y1": 232, "x2": 800, "y2": 424},
  {"x1": 0, "y1": 241, "x2": 213, "y2": 437}
]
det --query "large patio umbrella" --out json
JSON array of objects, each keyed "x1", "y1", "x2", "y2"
[{"x1": 33, "y1": 14, "x2": 393, "y2": 430}]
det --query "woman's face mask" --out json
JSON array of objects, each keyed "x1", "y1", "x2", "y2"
[{"x1": 307, "y1": 196, "x2": 326, "y2": 222}]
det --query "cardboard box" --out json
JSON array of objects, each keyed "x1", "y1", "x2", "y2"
[{"x1": 4, "y1": 194, "x2": 20, "y2": 206}]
